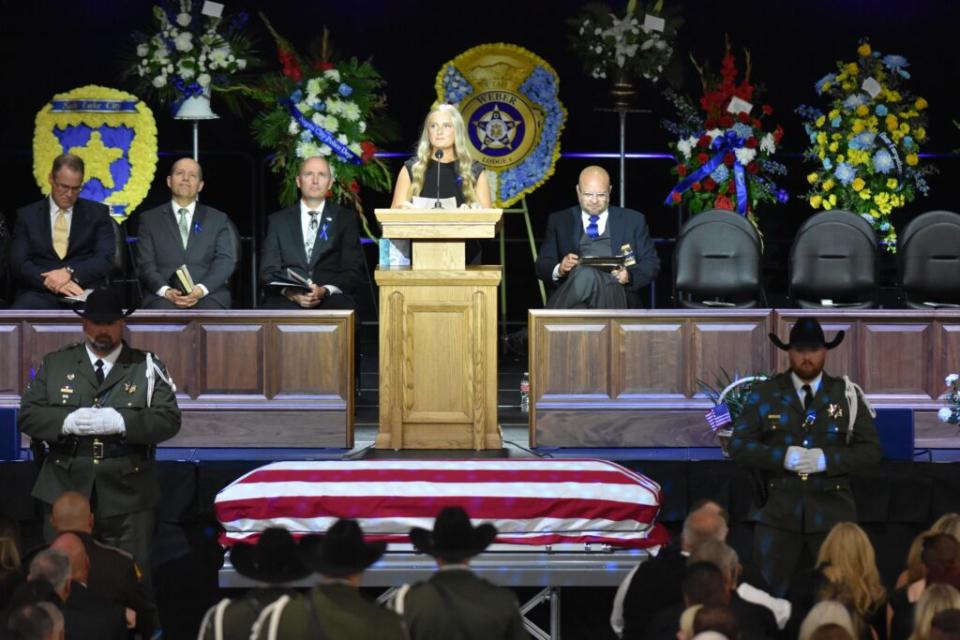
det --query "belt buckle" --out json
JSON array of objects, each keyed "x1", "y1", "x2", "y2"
[{"x1": 92, "y1": 438, "x2": 104, "y2": 463}]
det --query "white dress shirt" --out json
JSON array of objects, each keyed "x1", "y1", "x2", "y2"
[
  {"x1": 85, "y1": 343, "x2": 122, "y2": 379},
  {"x1": 552, "y1": 208, "x2": 611, "y2": 281},
  {"x1": 299, "y1": 200, "x2": 340, "y2": 295},
  {"x1": 157, "y1": 200, "x2": 209, "y2": 297}
]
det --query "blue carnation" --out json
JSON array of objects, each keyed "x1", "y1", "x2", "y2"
[
  {"x1": 290, "y1": 89, "x2": 304, "y2": 103},
  {"x1": 903, "y1": 135, "x2": 914, "y2": 149},
  {"x1": 872, "y1": 149, "x2": 895, "y2": 174},
  {"x1": 831, "y1": 116, "x2": 842, "y2": 128},
  {"x1": 850, "y1": 131, "x2": 876, "y2": 150},
  {"x1": 313, "y1": 100, "x2": 325, "y2": 112},
  {"x1": 834, "y1": 162, "x2": 857, "y2": 186},
  {"x1": 843, "y1": 93, "x2": 867, "y2": 110},
  {"x1": 822, "y1": 157, "x2": 833, "y2": 171},
  {"x1": 815, "y1": 73, "x2": 837, "y2": 94},
  {"x1": 875, "y1": 104, "x2": 888, "y2": 117},
  {"x1": 338, "y1": 83, "x2": 353, "y2": 97},
  {"x1": 882, "y1": 54, "x2": 910, "y2": 78},
  {"x1": 710, "y1": 164, "x2": 730, "y2": 183},
  {"x1": 732, "y1": 123, "x2": 753, "y2": 140}
]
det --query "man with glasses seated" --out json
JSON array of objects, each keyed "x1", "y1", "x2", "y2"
[
  {"x1": 535, "y1": 165, "x2": 659, "y2": 309},
  {"x1": 10, "y1": 154, "x2": 115, "y2": 309}
]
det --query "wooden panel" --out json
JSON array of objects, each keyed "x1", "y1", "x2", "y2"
[
  {"x1": 270, "y1": 323, "x2": 348, "y2": 397},
  {"x1": 126, "y1": 322, "x2": 194, "y2": 397},
  {"x1": 0, "y1": 325, "x2": 20, "y2": 395},
  {"x1": 166, "y1": 410, "x2": 347, "y2": 448},
  {"x1": 404, "y1": 303, "x2": 472, "y2": 421},
  {"x1": 24, "y1": 324, "x2": 84, "y2": 390},
  {"x1": 412, "y1": 241, "x2": 465, "y2": 270},
  {"x1": 616, "y1": 321, "x2": 684, "y2": 398},
  {"x1": 691, "y1": 319, "x2": 770, "y2": 397},
  {"x1": 861, "y1": 323, "x2": 932, "y2": 398},
  {"x1": 537, "y1": 321, "x2": 611, "y2": 398},
  {"x1": 198, "y1": 324, "x2": 264, "y2": 396},
  {"x1": 536, "y1": 410, "x2": 719, "y2": 448}
]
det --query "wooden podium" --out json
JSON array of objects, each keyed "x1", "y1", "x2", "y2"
[{"x1": 374, "y1": 209, "x2": 503, "y2": 450}]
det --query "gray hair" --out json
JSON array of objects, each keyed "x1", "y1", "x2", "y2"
[
  {"x1": 689, "y1": 539, "x2": 739, "y2": 581},
  {"x1": 28, "y1": 548, "x2": 71, "y2": 592},
  {"x1": 799, "y1": 600, "x2": 856, "y2": 640},
  {"x1": 37, "y1": 600, "x2": 64, "y2": 637}
]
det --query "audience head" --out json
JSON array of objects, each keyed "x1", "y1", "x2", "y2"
[
  {"x1": 817, "y1": 522, "x2": 886, "y2": 615},
  {"x1": 681, "y1": 505, "x2": 728, "y2": 552},
  {"x1": 0, "y1": 514, "x2": 21, "y2": 573},
  {"x1": 47, "y1": 154, "x2": 84, "y2": 211},
  {"x1": 799, "y1": 600, "x2": 856, "y2": 640},
  {"x1": 296, "y1": 156, "x2": 334, "y2": 204},
  {"x1": 914, "y1": 584, "x2": 960, "y2": 640},
  {"x1": 576, "y1": 166, "x2": 613, "y2": 217},
  {"x1": 683, "y1": 561, "x2": 729, "y2": 607},
  {"x1": 410, "y1": 506, "x2": 497, "y2": 566},
  {"x1": 694, "y1": 603, "x2": 739, "y2": 640},
  {"x1": 689, "y1": 539, "x2": 739, "y2": 592},
  {"x1": 808, "y1": 623, "x2": 855, "y2": 640},
  {"x1": 49, "y1": 532, "x2": 89, "y2": 585},
  {"x1": 930, "y1": 609, "x2": 960, "y2": 640},
  {"x1": 5, "y1": 604, "x2": 53, "y2": 640},
  {"x1": 688, "y1": 500, "x2": 730, "y2": 527},
  {"x1": 923, "y1": 534, "x2": 960, "y2": 588},
  {"x1": 36, "y1": 602, "x2": 63, "y2": 640},
  {"x1": 167, "y1": 157, "x2": 204, "y2": 204},
  {"x1": 27, "y1": 551, "x2": 70, "y2": 602},
  {"x1": 678, "y1": 604, "x2": 703, "y2": 640},
  {"x1": 5, "y1": 580, "x2": 59, "y2": 612},
  {"x1": 50, "y1": 491, "x2": 93, "y2": 535}
]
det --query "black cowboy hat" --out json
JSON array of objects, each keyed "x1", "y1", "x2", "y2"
[
  {"x1": 73, "y1": 286, "x2": 135, "y2": 324},
  {"x1": 298, "y1": 519, "x2": 386, "y2": 578},
  {"x1": 409, "y1": 506, "x2": 498, "y2": 561},
  {"x1": 230, "y1": 527, "x2": 312, "y2": 583},
  {"x1": 768, "y1": 317, "x2": 844, "y2": 351}
]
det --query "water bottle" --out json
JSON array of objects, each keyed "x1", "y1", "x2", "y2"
[{"x1": 520, "y1": 372, "x2": 530, "y2": 414}]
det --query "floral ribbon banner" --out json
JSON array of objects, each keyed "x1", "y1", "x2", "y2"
[
  {"x1": 436, "y1": 43, "x2": 566, "y2": 208},
  {"x1": 33, "y1": 85, "x2": 158, "y2": 222}
]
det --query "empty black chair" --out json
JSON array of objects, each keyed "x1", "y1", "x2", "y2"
[
  {"x1": 899, "y1": 210, "x2": 960, "y2": 308},
  {"x1": 788, "y1": 210, "x2": 878, "y2": 308},
  {"x1": 674, "y1": 209, "x2": 763, "y2": 308}
]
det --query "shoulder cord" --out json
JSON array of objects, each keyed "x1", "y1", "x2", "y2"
[
  {"x1": 144, "y1": 352, "x2": 177, "y2": 408},
  {"x1": 843, "y1": 376, "x2": 876, "y2": 444},
  {"x1": 249, "y1": 594, "x2": 290, "y2": 640}
]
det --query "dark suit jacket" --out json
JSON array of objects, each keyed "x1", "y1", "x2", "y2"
[
  {"x1": 63, "y1": 582, "x2": 128, "y2": 640},
  {"x1": 728, "y1": 371, "x2": 882, "y2": 533},
  {"x1": 259, "y1": 201, "x2": 365, "y2": 296},
  {"x1": 135, "y1": 201, "x2": 238, "y2": 308},
  {"x1": 10, "y1": 197, "x2": 115, "y2": 293},
  {"x1": 535, "y1": 205, "x2": 659, "y2": 307}
]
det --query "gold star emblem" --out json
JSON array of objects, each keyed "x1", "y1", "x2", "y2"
[{"x1": 68, "y1": 131, "x2": 123, "y2": 189}]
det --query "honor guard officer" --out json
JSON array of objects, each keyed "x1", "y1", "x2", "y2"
[
  {"x1": 728, "y1": 317, "x2": 881, "y2": 596},
  {"x1": 19, "y1": 286, "x2": 181, "y2": 592}
]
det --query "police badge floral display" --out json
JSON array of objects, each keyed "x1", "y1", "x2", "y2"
[
  {"x1": 239, "y1": 16, "x2": 394, "y2": 228},
  {"x1": 128, "y1": 0, "x2": 254, "y2": 108},
  {"x1": 798, "y1": 40, "x2": 933, "y2": 251},
  {"x1": 663, "y1": 43, "x2": 787, "y2": 221},
  {"x1": 938, "y1": 373, "x2": 960, "y2": 425},
  {"x1": 567, "y1": 0, "x2": 679, "y2": 83}
]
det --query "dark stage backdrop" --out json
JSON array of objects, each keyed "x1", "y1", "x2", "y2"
[{"x1": 1, "y1": 0, "x2": 959, "y2": 313}]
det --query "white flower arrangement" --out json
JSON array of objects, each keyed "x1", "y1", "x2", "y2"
[{"x1": 939, "y1": 373, "x2": 960, "y2": 424}]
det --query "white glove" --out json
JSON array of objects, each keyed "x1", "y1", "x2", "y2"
[
  {"x1": 69, "y1": 407, "x2": 126, "y2": 436},
  {"x1": 783, "y1": 446, "x2": 805, "y2": 471},
  {"x1": 795, "y1": 448, "x2": 827, "y2": 474},
  {"x1": 62, "y1": 409, "x2": 86, "y2": 435}
]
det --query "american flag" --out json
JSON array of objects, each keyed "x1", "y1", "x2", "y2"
[
  {"x1": 705, "y1": 403, "x2": 733, "y2": 431},
  {"x1": 215, "y1": 459, "x2": 667, "y2": 551}
]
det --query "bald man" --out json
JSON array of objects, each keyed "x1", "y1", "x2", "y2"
[
  {"x1": 535, "y1": 166, "x2": 659, "y2": 309},
  {"x1": 47, "y1": 492, "x2": 153, "y2": 638},
  {"x1": 50, "y1": 533, "x2": 127, "y2": 640}
]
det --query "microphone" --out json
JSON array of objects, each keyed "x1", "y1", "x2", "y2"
[{"x1": 433, "y1": 149, "x2": 444, "y2": 209}]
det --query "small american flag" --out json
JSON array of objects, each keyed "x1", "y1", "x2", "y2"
[{"x1": 705, "y1": 403, "x2": 733, "y2": 431}]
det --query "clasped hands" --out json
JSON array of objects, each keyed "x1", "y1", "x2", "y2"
[
  {"x1": 285, "y1": 283, "x2": 327, "y2": 308},
  {"x1": 41, "y1": 268, "x2": 83, "y2": 297},
  {"x1": 62, "y1": 407, "x2": 126, "y2": 436},
  {"x1": 783, "y1": 446, "x2": 826, "y2": 474},
  {"x1": 163, "y1": 287, "x2": 204, "y2": 308},
  {"x1": 559, "y1": 253, "x2": 630, "y2": 285}
]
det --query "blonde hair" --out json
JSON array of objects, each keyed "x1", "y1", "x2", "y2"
[
  {"x1": 906, "y1": 515, "x2": 960, "y2": 585},
  {"x1": 817, "y1": 522, "x2": 887, "y2": 617},
  {"x1": 0, "y1": 537, "x2": 19, "y2": 572},
  {"x1": 911, "y1": 583, "x2": 960, "y2": 640},
  {"x1": 407, "y1": 104, "x2": 479, "y2": 204},
  {"x1": 799, "y1": 601, "x2": 856, "y2": 640},
  {"x1": 678, "y1": 604, "x2": 703, "y2": 640}
]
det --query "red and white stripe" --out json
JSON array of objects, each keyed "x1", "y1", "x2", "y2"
[{"x1": 215, "y1": 459, "x2": 667, "y2": 550}]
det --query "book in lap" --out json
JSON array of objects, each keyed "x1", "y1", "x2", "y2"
[
  {"x1": 169, "y1": 265, "x2": 196, "y2": 295},
  {"x1": 265, "y1": 268, "x2": 313, "y2": 291}
]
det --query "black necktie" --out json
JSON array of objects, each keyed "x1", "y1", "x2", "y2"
[
  {"x1": 802, "y1": 384, "x2": 813, "y2": 411},
  {"x1": 95, "y1": 359, "x2": 105, "y2": 385}
]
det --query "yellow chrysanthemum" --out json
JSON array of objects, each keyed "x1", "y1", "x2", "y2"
[
  {"x1": 807, "y1": 172, "x2": 819, "y2": 185},
  {"x1": 810, "y1": 195, "x2": 822, "y2": 209},
  {"x1": 885, "y1": 114, "x2": 899, "y2": 131},
  {"x1": 891, "y1": 131, "x2": 904, "y2": 143},
  {"x1": 886, "y1": 178, "x2": 898, "y2": 190},
  {"x1": 856, "y1": 104, "x2": 869, "y2": 117},
  {"x1": 859, "y1": 189, "x2": 873, "y2": 201},
  {"x1": 899, "y1": 123, "x2": 910, "y2": 134},
  {"x1": 858, "y1": 43, "x2": 872, "y2": 57},
  {"x1": 841, "y1": 82, "x2": 855, "y2": 91},
  {"x1": 906, "y1": 153, "x2": 919, "y2": 166},
  {"x1": 816, "y1": 132, "x2": 827, "y2": 145},
  {"x1": 870, "y1": 209, "x2": 880, "y2": 219},
  {"x1": 823, "y1": 179, "x2": 835, "y2": 191},
  {"x1": 829, "y1": 194, "x2": 837, "y2": 205},
  {"x1": 831, "y1": 133, "x2": 842, "y2": 141},
  {"x1": 815, "y1": 115, "x2": 826, "y2": 127},
  {"x1": 828, "y1": 109, "x2": 840, "y2": 120},
  {"x1": 851, "y1": 121, "x2": 865, "y2": 134},
  {"x1": 915, "y1": 97, "x2": 928, "y2": 110},
  {"x1": 829, "y1": 142, "x2": 839, "y2": 153},
  {"x1": 844, "y1": 62, "x2": 859, "y2": 75},
  {"x1": 916, "y1": 127, "x2": 927, "y2": 141},
  {"x1": 852, "y1": 177, "x2": 866, "y2": 191}
]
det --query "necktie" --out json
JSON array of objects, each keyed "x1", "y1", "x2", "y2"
[
  {"x1": 53, "y1": 209, "x2": 69, "y2": 259},
  {"x1": 802, "y1": 384, "x2": 814, "y2": 411},
  {"x1": 305, "y1": 211, "x2": 319, "y2": 257},
  {"x1": 95, "y1": 359, "x2": 105, "y2": 385},
  {"x1": 586, "y1": 214, "x2": 600, "y2": 239},
  {"x1": 178, "y1": 208, "x2": 190, "y2": 249}
]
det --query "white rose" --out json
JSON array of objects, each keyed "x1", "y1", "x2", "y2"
[
  {"x1": 341, "y1": 102, "x2": 361, "y2": 122},
  {"x1": 166, "y1": 64, "x2": 174, "y2": 73},
  {"x1": 179, "y1": 68, "x2": 196, "y2": 80},
  {"x1": 324, "y1": 115, "x2": 339, "y2": 133},
  {"x1": 760, "y1": 133, "x2": 776, "y2": 155},
  {"x1": 288, "y1": 119, "x2": 301, "y2": 135},
  {"x1": 152, "y1": 75, "x2": 167, "y2": 88},
  {"x1": 358, "y1": 121, "x2": 367, "y2": 133},
  {"x1": 175, "y1": 32, "x2": 194, "y2": 52},
  {"x1": 176, "y1": 12, "x2": 191, "y2": 27},
  {"x1": 939, "y1": 407, "x2": 954, "y2": 422},
  {"x1": 237, "y1": 58, "x2": 247, "y2": 70},
  {"x1": 296, "y1": 101, "x2": 310, "y2": 114},
  {"x1": 197, "y1": 73, "x2": 211, "y2": 88},
  {"x1": 319, "y1": 144, "x2": 332, "y2": 156},
  {"x1": 337, "y1": 133, "x2": 348, "y2": 145},
  {"x1": 311, "y1": 112, "x2": 325, "y2": 126},
  {"x1": 137, "y1": 43, "x2": 149, "y2": 57},
  {"x1": 323, "y1": 69, "x2": 341, "y2": 83},
  {"x1": 735, "y1": 147, "x2": 757, "y2": 166},
  {"x1": 947, "y1": 374, "x2": 959, "y2": 386}
]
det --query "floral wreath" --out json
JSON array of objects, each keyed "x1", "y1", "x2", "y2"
[
  {"x1": 436, "y1": 43, "x2": 566, "y2": 208},
  {"x1": 33, "y1": 85, "x2": 158, "y2": 222}
]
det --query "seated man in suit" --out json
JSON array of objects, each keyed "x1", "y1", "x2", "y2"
[
  {"x1": 535, "y1": 165, "x2": 659, "y2": 309},
  {"x1": 135, "y1": 157, "x2": 238, "y2": 309},
  {"x1": 10, "y1": 154, "x2": 115, "y2": 309},
  {"x1": 259, "y1": 156, "x2": 365, "y2": 310}
]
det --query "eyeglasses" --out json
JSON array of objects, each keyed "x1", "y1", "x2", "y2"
[
  {"x1": 580, "y1": 191, "x2": 610, "y2": 200},
  {"x1": 52, "y1": 181, "x2": 82, "y2": 194}
]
